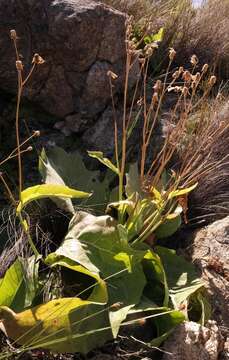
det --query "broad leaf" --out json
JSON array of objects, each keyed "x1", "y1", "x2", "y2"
[
  {"x1": 45, "y1": 254, "x2": 108, "y2": 304},
  {"x1": 0, "y1": 259, "x2": 25, "y2": 311},
  {"x1": 0, "y1": 299, "x2": 110, "y2": 354},
  {"x1": 155, "y1": 214, "x2": 181, "y2": 239},
  {"x1": 21, "y1": 256, "x2": 41, "y2": 308},
  {"x1": 155, "y1": 246, "x2": 209, "y2": 321},
  {"x1": 17, "y1": 184, "x2": 91, "y2": 214},
  {"x1": 125, "y1": 163, "x2": 142, "y2": 198},
  {"x1": 39, "y1": 148, "x2": 76, "y2": 213},
  {"x1": 39, "y1": 147, "x2": 111, "y2": 212},
  {"x1": 127, "y1": 299, "x2": 185, "y2": 347},
  {"x1": 142, "y1": 250, "x2": 169, "y2": 307},
  {"x1": 53, "y1": 211, "x2": 147, "y2": 336}
]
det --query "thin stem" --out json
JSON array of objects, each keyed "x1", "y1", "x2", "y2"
[
  {"x1": 0, "y1": 172, "x2": 17, "y2": 206},
  {"x1": 16, "y1": 70, "x2": 23, "y2": 197}
]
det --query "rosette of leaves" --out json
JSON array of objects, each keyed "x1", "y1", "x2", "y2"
[{"x1": 0, "y1": 148, "x2": 210, "y2": 356}]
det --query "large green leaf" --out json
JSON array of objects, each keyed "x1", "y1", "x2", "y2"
[
  {"x1": 51, "y1": 211, "x2": 147, "y2": 337},
  {"x1": 45, "y1": 254, "x2": 108, "y2": 304},
  {"x1": 155, "y1": 246, "x2": 210, "y2": 322},
  {"x1": 142, "y1": 250, "x2": 169, "y2": 307},
  {"x1": 21, "y1": 256, "x2": 41, "y2": 308},
  {"x1": 17, "y1": 184, "x2": 91, "y2": 214},
  {"x1": 39, "y1": 149, "x2": 76, "y2": 213},
  {"x1": 0, "y1": 298, "x2": 110, "y2": 354},
  {"x1": 39, "y1": 147, "x2": 111, "y2": 212},
  {"x1": 0, "y1": 259, "x2": 25, "y2": 311},
  {"x1": 154, "y1": 214, "x2": 181, "y2": 239},
  {"x1": 127, "y1": 298, "x2": 185, "y2": 346}
]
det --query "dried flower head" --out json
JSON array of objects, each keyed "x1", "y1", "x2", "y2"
[
  {"x1": 172, "y1": 70, "x2": 179, "y2": 79},
  {"x1": 32, "y1": 53, "x2": 45, "y2": 65},
  {"x1": 182, "y1": 70, "x2": 192, "y2": 82},
  {"x1": 10, "y1": 29, "x2": 17, "y2": 40},
  {"x1": 178, "y1": 66, "x2": 184, "y2": 75},
  {"x1": 26, "y1": 146, "x2": 33, "y2": 152},
  {"x1": 16, "y1": 60, "x2": 23, "y2": 71},
  {"x1": 209, "y1": 75, "x2": 217, "y2": 86},
  {"x1": 107, "y1": 70, "x2": 118, "y2": 80},
  {"x1": 190, "y1": 54, "x2": 199, "y2": 66},
  {"x1": 167, "y1": 86, "x2": 182, "y2": 93},
  {"x1": 202, "y1": 64, "x2": 209, "y2": 73},
  {"x1": 138, "y1": 58, "x2": 145, "y2": 65},
  {"x1": 137, "y1": 98, "x2": 143, "y2": 106},
  {"x1": 169, "y1": 48, "x2": 176, "y2": 61},
  {"x1": 182, "y1": 86, "x2": 189, "y2": 96},
  {"x1": 33, "y1": 130, "x2": 41, "y2": 137}
]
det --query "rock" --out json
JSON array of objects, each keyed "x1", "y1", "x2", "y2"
[
  {"x1": 162, "y1": 321, "x2": 225, "y2": 360},
  {"x1": 187, "y1": 216, "x2": 229, "y2": 329},
  {"x1": 0, "y1": 0, "x2": 132, "y2": 125}
]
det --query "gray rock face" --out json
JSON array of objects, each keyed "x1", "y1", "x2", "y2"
[
  {"x1": 162, "y1": 321, "x2": 224, "y2": 360},
  {"x1": 188, "y1": 216, "x2": 229, "y2": 328},
  {"x1": 0, "y1": 0, "x2": 128, "y2": 123}
]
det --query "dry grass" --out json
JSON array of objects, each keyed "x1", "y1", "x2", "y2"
[
  {"x1": 172, "y1": 0, "x2": 229, "y2": 80},
  {"x1": 187, "y1": 99, "x2": 229, "y2": 223},
  {"x1": 102, "y1": 0, "x2": 229, "y2": 81}
]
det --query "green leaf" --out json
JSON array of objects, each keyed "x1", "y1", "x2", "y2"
[
  {"x1": 0, "y1": 299, "x2": 110, "y2": 354},
  {"x1": 21, "y1": 256, "x2": 41, "y2": 308},
  {"x1": 17, "y1": 184, "x2": 91, "y2": 214},
  {"x1": 45, "y1": 254, "x2": 108, "y2": 304},
  {"x1": 53, "y1": 211, "x2": 147, "y2": 337},
  {"x1": 39, "y1": 147, "x2": 111, "y2": 212},
  {"x1": 0, "y1": 260, "x2": 25, "y2": 311},
  {"x1": 155, "y1": 246, "x2": 208, "y2": 321},
  {"x1": 142, "y1": 250, "x2": 169, "y2": 307},
  {"x1": 127, "y1": 300, "x2": 185, "y2": 347},
  {"x1": 39, "y1": 148, "x2": 76, "y2": 213},
  {"x1": 143, "y1": 27, "x2": 164, "y2": 45},
  {"x1": 155, "y1": 214, "x2": 181, "y2": 239},
  {"x1": 168, "y1": 183, "x2": 198, "y2": 199},
  {"x1": 125, "y1": 163, "x2": 142, "y2": 198},
  {"x1": 152, "y1": 27, "x2": 164, "y2": 42},
  {"x1": 150, "y1": 309, "x2": 185, "y2": 347},
  {"x1": 87, "y1": 151, "x2": 119, "y2": 175}
]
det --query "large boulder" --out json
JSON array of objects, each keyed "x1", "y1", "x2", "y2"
[
  {"x1": 0, "y1": 0, "x2": 130, "y2": 123},
  {"x1": 162, "y1": 321, "x2": 225, "y2": 360},
  {"x1": 188, "y1": 216, "x2": 229, "y2": 329}
]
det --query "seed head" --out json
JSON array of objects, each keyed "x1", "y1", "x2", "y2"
[
  {"x1": 16, "y1": 60, "x2": 23, "y2": 71},
  {"x1": 33, "y1": 130, "x2": 41, "y2": 137},
  {"x1": 138, "y1": 57, "x2": 145, "y2": 65},
  {"x1": 169, "y1": 48, "x2": 176, "y2": 61},
  {"x1": 182, "y1": 86, "x2": 189, "y2": 96},
  {"x1": 172, "y1": 70, "x2": 179, "y2": 79},
  {"x1": 190, "y1": 54, "x2": 198, "y2": 66},
  {"x1": 10, "y1": 29, "x2": 17, "y2": 40},
  {"x1": 107, "y1": 70, "x2": 118, "y2": 80},
  {"x1": 209, "y1": 75, "x2": 217, "y2": 86},
  {"x1": 182, "y1": 70, "x2": 192, "y2": 82},
  {"x1": 32, "y1": 53, "x2": 45, "y2": 65},
  {"x1": 26, "y1": 146, "x2": 33, "y2": 152},
  {"x1": 137, "y1": 98, "x2": 143, "y2": 106},
  {"x1": 202, "y1": 63, "x2": 209, "y2": 73},
  {"x1": 178, "y1": 66, "x2": 184, "y2": 75}
]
